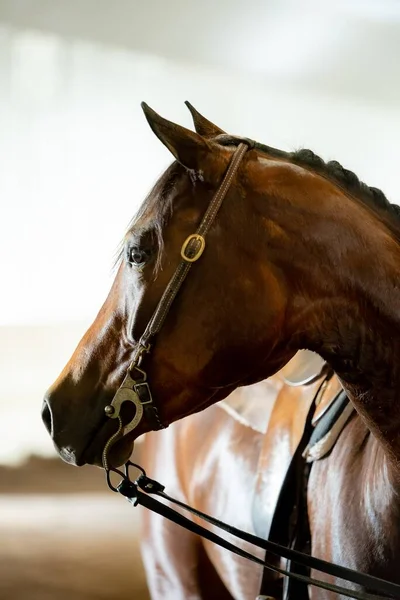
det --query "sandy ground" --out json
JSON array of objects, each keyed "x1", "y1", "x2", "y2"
[
  {"x1": 0, "y1": 453, "x2": 150, "y2": 600},
  {"x1": 0, "y1": 493, "x2": 150, "y2": 600}
]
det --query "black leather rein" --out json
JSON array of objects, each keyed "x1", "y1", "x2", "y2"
[{"x1": 107, "y1": 463, "x2": 400, "y2": 600}]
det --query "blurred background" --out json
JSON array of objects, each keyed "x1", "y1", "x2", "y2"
[{"x1": 1, "y1": 0, "x2": 400, "y2": 598}]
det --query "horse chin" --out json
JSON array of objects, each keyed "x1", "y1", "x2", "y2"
[
  {"x1": 105, "y1": 436, "x2": 134, "y2": 468},
  {"x1": 81, "y1": 426, "x2": 134, "y2": 469},
  {"x1": 87, "y1": 435, "x2": 134, "y2": 469}
]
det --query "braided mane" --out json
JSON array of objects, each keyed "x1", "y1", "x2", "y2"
[
  {"x1": 254, "y1": 141, "x2": 400, "y2": 221},
  {"x1": 116, "y1": 138, "x2": 400, "y2": 271}
]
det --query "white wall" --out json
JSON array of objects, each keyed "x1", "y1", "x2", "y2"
[
  {"x1": 1, "y1": 24, "x2": 400, "y2": 463},
  {"x1": 2, "y1": 25, "x2": 400, "y2": 327}
]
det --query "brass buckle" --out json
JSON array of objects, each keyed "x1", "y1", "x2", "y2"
[{"x1": 181, "y1": 234, "x2": 205, "y2": 263}]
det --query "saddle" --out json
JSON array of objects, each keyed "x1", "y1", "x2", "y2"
[
  {"x1": 246, "y1": 350, "x2": 355, "y2": 538},
  {"x1": 282, "y1": 351, "x2": 354, "y2": 459},
  {"x1": 280, "y1": 350, "x2": 327, "y2": 386},
  {"x1": 219, "y1": 350, "x2": 353, "y2": 447}
]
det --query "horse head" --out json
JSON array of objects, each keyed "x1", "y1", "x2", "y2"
[{"x1": 43, "y1": 102, "x2": 400, "y2": 468}]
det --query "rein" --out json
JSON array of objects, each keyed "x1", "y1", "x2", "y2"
[{"x1": 106, "y1": 462, "x2": 400, "y2": 600}]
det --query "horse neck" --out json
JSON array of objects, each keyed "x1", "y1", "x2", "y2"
[
  {"x1": 309, "y1": 299, "x2": 400, "y2": 466},
  {"x1": 255, "y1": 176, "x2": 400, "y2": 465}
]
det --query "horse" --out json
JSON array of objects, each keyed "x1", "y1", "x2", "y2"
[{"x1": 42, "y1": 101, "x2": 400, "y2": 599}]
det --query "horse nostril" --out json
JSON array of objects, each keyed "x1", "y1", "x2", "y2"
[{"x1": 41, "y1": 399, "x2": 53, "y2": 436}]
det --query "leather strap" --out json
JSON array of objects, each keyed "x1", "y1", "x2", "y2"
[{"x1": 138, "y1": 142, "x2": 249, "y2": 350}]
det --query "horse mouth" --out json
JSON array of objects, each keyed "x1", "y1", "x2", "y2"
[{"x1": 74, "y1": 396, "x2": 144, "y2": 467}]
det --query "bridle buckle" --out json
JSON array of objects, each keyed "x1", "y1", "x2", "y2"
[{"x1": 181, "y1": 234, "x2": 206, "y2": 263}]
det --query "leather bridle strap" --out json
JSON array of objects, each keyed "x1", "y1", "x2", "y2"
[
  {"x1": 138, "y1": 141, "x2": 249, "y2": 350},
  {"x1": 104, "y1": 142, "x2": 249, "y2": 437}
]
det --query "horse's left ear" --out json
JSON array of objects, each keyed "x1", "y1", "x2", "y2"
[{"x1": 141, "y1": 102, "x2": 211, "y2": 172}]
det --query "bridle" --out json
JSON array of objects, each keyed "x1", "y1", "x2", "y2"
[{"x1": 102, "y1": 142, "x2": 249, "y2": 467}]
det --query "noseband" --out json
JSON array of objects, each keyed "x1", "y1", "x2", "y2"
[{"x1": 102, "y1": 142, "x2": 249, "y2": 465}]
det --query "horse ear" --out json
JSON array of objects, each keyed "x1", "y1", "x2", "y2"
[
  {"x1": 184, "y1": 101, "x2": 226, "y2": 138},
  {"x1": 141, "y1": 102, "x2": 211, "y2": 172}
]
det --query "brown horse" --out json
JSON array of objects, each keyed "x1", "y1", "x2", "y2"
[{"x1": 43, "y1": 102, "x2": 400, "y2": 599}]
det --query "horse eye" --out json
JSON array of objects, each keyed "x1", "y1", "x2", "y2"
[{"x1": 128, "y1": 247, "x2": 149, "y2": 266}]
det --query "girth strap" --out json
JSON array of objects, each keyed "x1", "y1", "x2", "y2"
[{"x1": 259, "y1": 377, "x2": 320, "y2": 600}]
